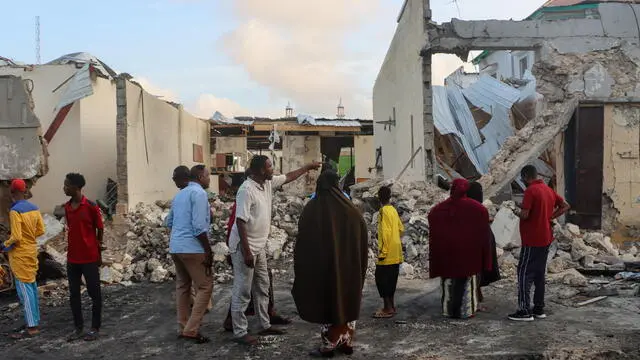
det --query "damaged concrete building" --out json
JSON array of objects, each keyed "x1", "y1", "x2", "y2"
[
  {"x1": 209, "y1": 109, "x2": 374, "y2": 196},
  {"x1": 0, "y1": 53, "x2": 211, "y2": 215},
  {"x1": 374, "y1": 0, "x2": 640, "y2": 236}
]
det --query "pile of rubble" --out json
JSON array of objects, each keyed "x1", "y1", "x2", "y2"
[
  {"x1": 96, "y1": 194, "x2": 299, "y2": 285},
  {"x1": 35, "y1": 178, "x2": 638, "y2": 296},
  {"x1": 351, "y1": 180, "x2": 447, "y2": 277},
  {"x1": 488, "y1": 201, "x2": 639, "y2": 287}
]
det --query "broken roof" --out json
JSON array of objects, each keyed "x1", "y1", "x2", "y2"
[
  {"x1": 433, "y1": 75, "x2": 525, "y2": 176},
  {"x1": 0, "y1": 56, "x2": 27, "y2": 67},
  {"x1": 46, "y1": 52, "x2": 118, "y2": 79},
  {"x1": 210, "y1": 111, "x2": 364, "y2": 128},
  {"x1": 471, "y1": 0, "x2": 628, "y2": 64}
]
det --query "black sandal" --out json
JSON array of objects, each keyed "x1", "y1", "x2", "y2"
[
  {"x1": 179, "y1": 333, "x2": 210, "y2": 344},
  {"x1": 84, "y1": 330, "x2": 100, "y2": 341},
  {"x1": 309, "y1": 349, "x2": 335, "y2": 358},
  {"x1": 258, "y1": 327, "x2": 286, "y2": 336},
  {"x1": 269, "y1": 314, "x2": 292, "y2": 326}
]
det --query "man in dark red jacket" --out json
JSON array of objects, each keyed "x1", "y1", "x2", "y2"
[
  {"x1": 222, "y1": 171, "x2": 290, "y2": 332},
  {"x1": 428, "y1": 178, "x2": 492, "y2": 319}
]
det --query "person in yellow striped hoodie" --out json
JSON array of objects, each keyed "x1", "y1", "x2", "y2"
[
  {"x1": 373, "y1": 186, "x2": 404, "y2": 319},
  {"x1": 1, "y1": 179, "x2": 45, "y2": 339}
]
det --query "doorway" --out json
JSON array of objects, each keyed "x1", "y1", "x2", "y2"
[{"x1": 565, "y1": 105, "x2": 605, "y2": 230}]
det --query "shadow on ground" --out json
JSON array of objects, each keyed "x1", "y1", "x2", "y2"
[{"x1": 1, "y1": 278, "x2": 639, "y2": 359}]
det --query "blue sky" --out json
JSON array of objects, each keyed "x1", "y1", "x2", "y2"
[{"x1": 0, "y1": 0, "x2": 544, "y2": 119}]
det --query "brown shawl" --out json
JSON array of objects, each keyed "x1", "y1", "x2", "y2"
[{"x1": 292, "y1": 171, "x2": 369, "y2": 325}]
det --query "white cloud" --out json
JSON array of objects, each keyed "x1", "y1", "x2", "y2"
[
  {"x1": 133, "y1": 77, "x2": 179, "y2": 102},
  {"x1": 221, "y1": 0, "x2": 383, "y2": 119},
  {"x1": 192, "y1": 94, "x2": 253, "y2": 118}
]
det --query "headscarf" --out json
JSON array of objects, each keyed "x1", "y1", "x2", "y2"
[
  {"x1": 450, "y1": 178, "x2": 470, "y2": 199},
  {"x1": 292, "y1": 170, "x2": 368, "y2": 325},
  {"x1": 428, "y1": 178, "x2": 492, "y2": 279},
  {"x1": 315, "y1": 169, "x2": 340, "y2": 193},
  {"x1": 466, "y1": 181, "x2": 483, "y2": 203}
]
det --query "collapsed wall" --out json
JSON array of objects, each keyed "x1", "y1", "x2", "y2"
[
  {"x1": 478, "y1": 44, "x2": 640, "y2": 233},
  {"x1": 0, "y1": 76, "x2": 49, "y2": 226}
]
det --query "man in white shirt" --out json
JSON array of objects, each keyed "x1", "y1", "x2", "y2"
[{"x1": 229, "y1": 155, "x2": 320, "y2": 345}]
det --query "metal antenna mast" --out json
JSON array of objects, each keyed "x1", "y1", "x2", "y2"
[{"x1": 35, "y1": 16, "x2": 41, "y2": 64}]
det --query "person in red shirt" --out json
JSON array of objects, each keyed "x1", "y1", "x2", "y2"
[
  {"x1": 63, "y1": 173, "x2": 104, "y2": 341},
  {"x1": 508, "y1": 165, "x2": 570, "y2": 322}
]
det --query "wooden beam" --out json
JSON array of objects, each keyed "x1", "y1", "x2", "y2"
[
  {"x1": 252, "y1": 123, "x2": 360, "y2": 132},
  {"x1": 44, "y1": 103, "x2": 74, "y2": 143}
]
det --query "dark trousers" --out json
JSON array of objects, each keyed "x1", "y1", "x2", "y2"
[
  {"x1": 375, "y1": 264, "x2": 400, "y2": 298},
  {"x1": 67, "y1": 262, "x2": 102, "y2": 330},
  {"x1": 517, "y1": 245, "x2": 549, "y2": 313}
]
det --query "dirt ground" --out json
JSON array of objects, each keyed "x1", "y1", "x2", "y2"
[{"x1": 1, "y1": 277, "x2": 639, "y2": 360}]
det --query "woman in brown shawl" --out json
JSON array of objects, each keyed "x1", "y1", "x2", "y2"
[{"x1": 292, "y1": 170, "x2": 369, "y2": 358}]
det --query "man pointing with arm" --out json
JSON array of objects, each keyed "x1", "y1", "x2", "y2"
[{"x1": 230, "y1": 155, "x2": 320, "y2": 346}]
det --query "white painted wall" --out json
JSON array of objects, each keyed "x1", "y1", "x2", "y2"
[
  {"x1": 124, "y1": 81, "x2": 210, "y2": 209},
  {"x1": 79, "y1": 75, "x2": 117, "y2": 209},
  {"x1": 125, "y1": 81, "x2": 181, "y2": 207},
  {"x1": 372, "y1": 0, "x2": 426, "y2": 181},
  {"x1": 478, "y1": 50, "x2": 535, "y2": 80}
]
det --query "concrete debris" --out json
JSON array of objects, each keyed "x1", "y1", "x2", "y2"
[
  {"x1": 576, "y1": 296, "x2": 608, "y2": 307},
  {"x1": 484, "y1": 201, "x2": 636, "y2": 282},
  {"x1": 37, "y1": 214, "x2": 64, "y2": 247},
  {"x1": 550, "y1": 269, "x2": 588, "y2": 287}
]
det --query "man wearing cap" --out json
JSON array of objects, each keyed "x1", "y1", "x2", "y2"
[{"x1": 1, "y1": 179, "x2": 45, "y2": 339}]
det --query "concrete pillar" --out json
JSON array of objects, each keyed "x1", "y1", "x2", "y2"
[
  {"x1": 282, "y1": 135, "x2": 321, "y2": 195},
  {"x1": 115, "y1": 76, "x2": 128, "y2": 215},
  {"x1": 422, "y1": 0, "x2": 436, "y2": 182}
]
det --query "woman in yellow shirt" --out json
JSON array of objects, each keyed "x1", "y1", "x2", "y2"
[{"x1": 373, "y1": 186, "x2": 404, "y2": 318}]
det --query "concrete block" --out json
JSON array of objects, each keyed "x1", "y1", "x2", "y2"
[
  {"x1": 491, "y1": 207, "x2": 521, "y2": 249},
  {"x1": 622, "y1": 42, "x2": 640, "y2": 67},
  {"x1": 567, "y1": 78, "x2": 585, "y2": 93},
  {"x1": 599, "y1": 3, "x2": 640, "y2": 38},
  {"x1": 537, "y1": 19, "x2": 605, "y2": 38},
  {"x1": 450, "y1": 18, "x2": 605, "y2": 40},
  {"x1": 484, "y1": 20, "x2": 542, "y2": 39},
  {"x1": 549, "y1": 38, "x2": 621, "y2": 54},
  {"x1": 584, "y1": 63, "x2": 614, "y2": 98}
]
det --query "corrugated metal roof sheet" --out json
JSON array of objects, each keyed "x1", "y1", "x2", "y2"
[
  {"x1": 462, "y1": 75, "x2": 521, "y2": 114},
  {"x1": 434, "y1": 81, "x2": 517, "y2": 176},
  {"x1": 47, "y1": 52, "x2": 117, "y2": 79},
  {"x1": 433, "y1": 86, "x2": 483, "y2": 173},
  {"x1": 297, "y1": 114, "x2": 361, "y2": 127},
  {"x1": 447, "y1": 86, "x2": 482, "y2": 148},
  {"x1": 56, "y1": 64, "x2": 94, "y2": 111},
  {"x1": 210, "y1": 111, "x2": 254, "y2": 125},
  {"x1": 210, "y1": 112, "x2": 361, "y2": 127}
]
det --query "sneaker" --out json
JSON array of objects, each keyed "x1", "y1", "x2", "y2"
[
  {"x1": 532, "y1": 308, "x2": 547, "y2": 319},
  {"x1": 508, "y1": 311, "x2": 534, "y2": 322}
]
